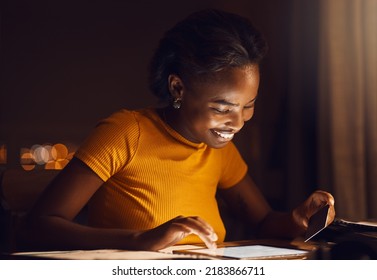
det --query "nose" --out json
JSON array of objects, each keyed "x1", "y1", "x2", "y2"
[{"x1": 225, "y1": 111, "x2": 246, "y2": 131}]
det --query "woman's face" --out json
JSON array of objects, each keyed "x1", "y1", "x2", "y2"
[{"x1": 170, "y1": 64, "x2": 260, "y2": 149}]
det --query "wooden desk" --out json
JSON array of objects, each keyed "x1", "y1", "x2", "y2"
[{"x1": 6, "y1": 239, "x2": 321, "y2": 260}]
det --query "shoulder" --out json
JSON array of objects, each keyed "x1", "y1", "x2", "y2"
[
  {"x1": 75, "y1": 109, "x2": 146, "y2": 176},
  {"x1": 94, "y1": 109, "x2": 145, "y2": 136},
  {"x1": 99, "y1": 108, "x2": 156, "y2": 126},
  {"x1": 78, "y1": 109, "x2": 143, "y2": 148},
  {"x1": 98, "y1": 109, "x2": 137, "y2": 126}
]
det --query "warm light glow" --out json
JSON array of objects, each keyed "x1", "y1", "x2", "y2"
[
  {"x1": 66, "y1": 152, "x2": 75, "y2": 160},
  {"x1": 45, "y1": 158, "x2": 69, "y2": 170},
  {"x1": 32, "y1": 145, "x2": 50, "y2": 165},
  {"x1": 20, "y1": 151, "x2": 36, "y2": 171},
  {"x1": 0, "y1": 144, "x2": 6, "y2": 164},
  {"x1": 56, "y1": 158, "x2": 69, "y2": 169},
  {"x1": 51, "y1": 143, "x2": 69, "y2": 161},
  {"x1": 20, "y1": 142, "x2": 75, "y2": 171}
]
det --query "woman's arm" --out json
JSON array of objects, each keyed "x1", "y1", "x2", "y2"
[
  {"x1": 218, "y1": 174, "x2": 335, "y2": 239},
  {"x1": 18, "y1": 158, "x2": 217, "y2": 251}
]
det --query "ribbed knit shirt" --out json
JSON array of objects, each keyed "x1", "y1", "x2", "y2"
[{"x1": 75, "y1": 108, "x2": 248, "y2": 244}]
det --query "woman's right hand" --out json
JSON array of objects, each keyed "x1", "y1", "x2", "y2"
[{"x1": 136, "y1": 216, "x2": 218, "y2": 251}]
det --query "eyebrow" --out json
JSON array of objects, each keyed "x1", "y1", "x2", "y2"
[{"x1": 209, "y1": 97, "x2": 257, "y2": 107}]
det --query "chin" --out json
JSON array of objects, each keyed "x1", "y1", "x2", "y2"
[{"x1": 206, "y1": 140, "x2": 230, "y2": 149}]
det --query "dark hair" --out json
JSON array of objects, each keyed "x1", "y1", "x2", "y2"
[{"x1": 148, "y1": 9, "x2": 268, "y2": 103}]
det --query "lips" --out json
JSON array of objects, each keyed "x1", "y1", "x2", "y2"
[{"x1": 211, "y1": 129, "x2": 235, "y2": 140}]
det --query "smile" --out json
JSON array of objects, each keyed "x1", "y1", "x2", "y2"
[{"x1": 211, "y1": 129, "x2": 235, "y2": 140}]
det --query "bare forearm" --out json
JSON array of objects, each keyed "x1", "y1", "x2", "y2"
[{"x1": 17, "y1": 216, "x2": 143, "y2": 252}]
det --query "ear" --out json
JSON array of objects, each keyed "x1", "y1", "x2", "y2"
[{"x1": 168, "y1": 74, "x2": 184, "y2": 100}]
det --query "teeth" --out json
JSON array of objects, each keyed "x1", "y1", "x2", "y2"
[{"x1": 212, "y1": 130, "x2": 234, "y2": 140}]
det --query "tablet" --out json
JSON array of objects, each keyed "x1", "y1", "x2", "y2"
[{"x1": 173, "y1": 244, "x2": 309, "y2": 260}]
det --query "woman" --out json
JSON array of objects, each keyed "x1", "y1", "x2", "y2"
[{"x1": 19, "y1": 9, "x2": 335, "y2": 251}]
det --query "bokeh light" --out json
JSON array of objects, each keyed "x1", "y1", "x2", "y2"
[
  {"x1": 32, "y1": 145, "x2": 50, "y2": 165},
  {"x1": 51, "y1": 143, "x2": 69, "y2": 161},
  {"x1": 20, "y1": 142, "x2": 76, "y2": 171},
  {"x1": 20, "y1": 150, "x2": 35, "y2": 171}
]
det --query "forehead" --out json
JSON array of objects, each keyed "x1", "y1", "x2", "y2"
[{"x1": 188, "y1": 65, "x2": 260, "y2": 100}]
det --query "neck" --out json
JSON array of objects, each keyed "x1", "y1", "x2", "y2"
[{"x1": 159, "y1": 106, "x2": 178, "y2": 128}]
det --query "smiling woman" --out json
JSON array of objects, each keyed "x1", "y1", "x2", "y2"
[
  {"x1": 162, "y1": 66, "x2": 259, "y2": 148},
  {"x1": 18, "y1": 9, "x2": 335, "y2": 252}
]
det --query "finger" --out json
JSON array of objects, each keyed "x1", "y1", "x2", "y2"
[
  {"x1": 307, "y1": 191, "x2": 336, "y2": 226},
  {"x1": 326, "y1": 209, "x2": 336, "y2": 226},
  {"x1": 326, "y1": 204, "x2": 336, "y2": 226},
  {"x1": 188, "y1": 216, "x2": 218, "y2": 241},
  {"x1": 305, "y1": 191, "x2": 334, "y2": 218},
  {"x1": 312, "y1": 190, "x2": 335, "y2": 206},
  {"x1": 173, "y1": 216, "x2": 218, "y2": 249},
  {"x1": 179, "y1": 224, "x2": 218, "y2": 250},
  {"x1": 178, "y1": 216, "x2": 218, "y2": 246},
  {"x1": 174, "y1": 216, "x2": 217, "y2": 240}
]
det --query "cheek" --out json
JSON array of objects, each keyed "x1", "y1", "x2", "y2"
[
  {"x1": 244, "y1": 109, "x2": 255, "y2": 121},
  {"x1": 205, "y1": 115, "x2": 230, "y2": 129},
  {"x1": 191, "y1": 110, "x2": 220, "y2": 129}
]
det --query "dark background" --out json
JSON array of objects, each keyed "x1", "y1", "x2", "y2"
[{"x1": 1, "y1": 0, "x2": 321, "y2": 211}]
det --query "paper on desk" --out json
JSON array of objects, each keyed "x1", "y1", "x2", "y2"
[{"x1": 12, "y1": 249, "x2": 197, "y2": 260}]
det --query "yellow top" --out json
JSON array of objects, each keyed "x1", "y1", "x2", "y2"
[{"x1": 75, "y1": 108, "x2": 248, "y2": 244}]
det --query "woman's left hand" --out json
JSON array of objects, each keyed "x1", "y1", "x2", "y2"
[{"x1": 292, "y1": 190, "x2": 336, "y2": 231}]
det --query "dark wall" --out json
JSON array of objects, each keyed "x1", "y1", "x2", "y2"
[{"x1": 1, "y1": 0, "x2": 318, "y2": 210}]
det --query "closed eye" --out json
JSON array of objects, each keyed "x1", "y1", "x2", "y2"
[
  {"x1": 211, "y1": 107, "x2": 232, "y2": 114},
  {"x1": 244, "y1": 105, "x2": 254, "y2": 109},
  {"x1": 244, "y1": 100, "x2": 256, "y2": 109}
]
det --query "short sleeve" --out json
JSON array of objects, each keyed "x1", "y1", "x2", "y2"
[
  {"x1": 74, "y1": 110, "x2": 140, "y2": 182},
  {"x1": 218, "y1": 141, "x2": 248, "y2": 189}
]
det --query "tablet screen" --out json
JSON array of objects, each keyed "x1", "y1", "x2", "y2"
[{"x1": 175, "y1": 245, "x2": 309, "y2": 259}]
